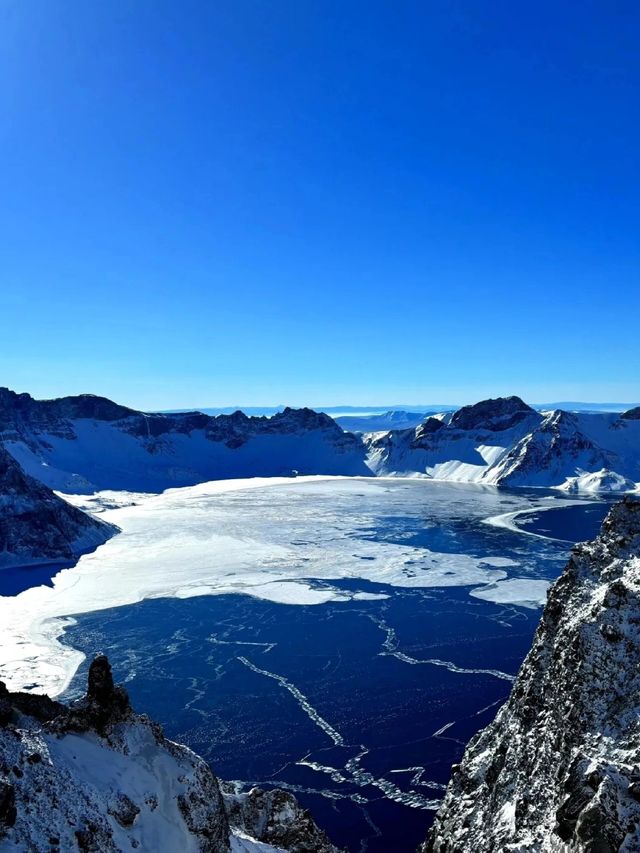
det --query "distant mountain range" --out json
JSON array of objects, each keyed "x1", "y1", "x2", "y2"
[
  {"x1": 166, "y1": 402, "x2": 639, "y2": 417},
  {"x1": 0, "y1": 386, "x2": 639, "y2": 567}
]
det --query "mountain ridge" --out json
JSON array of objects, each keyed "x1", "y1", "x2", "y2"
[{"x1": 0, "y1": 387, "x2": 638, "y2": 496}]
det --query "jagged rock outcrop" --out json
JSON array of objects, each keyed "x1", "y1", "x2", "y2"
[
  {"x1": 222, "y1": 784, "x2": 340, "y2": 852},
  {"x1": 423, "y1": 497, "x2": 640, "y2": 853},
  {"x1": 0, "y1": 446, "x2": 115, "y2": 566},
  {"x1": 489, "y1": 409, "x2": 613, "y2": 487},
  {"x1": 0, "y1": 656, "x2": 339, "y2": 853}
]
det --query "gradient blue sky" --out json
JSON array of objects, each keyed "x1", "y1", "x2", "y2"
[{"x1": 2, "y1": 1, "x2": 639, "y2": 409}]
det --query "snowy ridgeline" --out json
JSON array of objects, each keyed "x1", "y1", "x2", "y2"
[
  {"x1": 423, "y1": 498, "x2": 640, "y2": 853},
  {"x1": 0, "y1": 655, "x2": 339, "y2": 853},
  {"x1": 0, "y1": 387, "x2": 639, "y2": 494}
]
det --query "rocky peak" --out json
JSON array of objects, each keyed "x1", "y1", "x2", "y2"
[
  {"x1": 271, "y1": 406, "x2": 339, "y2": 432},
  {"x1": 449, "y1": 396, "x2": 538, "y2": 432},
  {"x1": 621, "y1": 406, "x2": 640, "y2": 421},
  {"x1": 424, "y1": 498, "x2": 640, "y2": 852}
]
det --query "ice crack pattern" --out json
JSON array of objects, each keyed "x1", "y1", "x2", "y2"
[
  {"x1": 238, "y1": 655, "x2": 442, "y2": 812},
  {"x1": 370, "y1": 613, "x2": 516, "y2": 682}
]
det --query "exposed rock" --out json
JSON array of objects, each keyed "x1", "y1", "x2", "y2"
[
  {"x1": 222, "y1": 783, "x2": 341, "y2": 852},
  {"x1": 0, "y1": 446, "x2": 115, "y2": 567},
  {"x1": 621, "y1": 407, "x2": 640, "y2": 421},
  {"x1": 449, "y1": 395, "x2": 537, "y2": 432},
  {"x1": 0, "y1": 655, "x2": 339, "y2": 853},
  {"x1": 490, "y1": 409, "x2": 613, "y2": 487},
  {"x1": 423, "y1": 497, "x2": 640, "y2": 853}
]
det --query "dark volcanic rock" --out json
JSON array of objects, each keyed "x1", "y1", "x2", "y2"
[
  {"x1": 0, "y1": 446, "x2": 114, "y2": 566},
  {"x1": 621, "y1": 407, "x2": 640, "y2": 421},
  {"x1": 449, "y1": 395, "x2": 538, "y2": 432},
  {"x1": 423, "y1": 498, "x2": 640, "y2": 853}
]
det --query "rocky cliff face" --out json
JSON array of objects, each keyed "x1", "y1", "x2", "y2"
[
  {"x1": 0, "y1": 656, "x2": 339, "y2": 853},
  {"x1": 0, "y1": 447, "x2": 114, "y2": 567},
  {"x1": 424, "y1": 497, "x2": 640, "y2": 853}
]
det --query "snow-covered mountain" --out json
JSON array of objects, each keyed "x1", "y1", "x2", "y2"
[
  {"x1": 366, "y1": 396, "x2": 640, "y2": 491},
  {"x1": 334, "y1": 410, "x2": 434, "y2": 433},
  {"x1": 0, "y1": 654, "x2": 339, "y2": 853},
  {"x1": 1, "y1": 388, "x2": 638, "y2": 494},
  {"x1": 0, "y1": 446, "x2": 115, "y2": 567},
  {"x1": 0, "y1": 387, "x2": 369, "y2": 493},
  {"x1": 424, "y1": 497, "x2": 640, "y2": 852}
]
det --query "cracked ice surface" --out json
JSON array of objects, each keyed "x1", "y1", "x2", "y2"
[{"x1": 0, "y1": 476, "x2": 579, "y2": 696}]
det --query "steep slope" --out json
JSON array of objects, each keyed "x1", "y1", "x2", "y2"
[
  {"x1": 488, "y1": 409, "x2": 613, "y2": 487},
  {"x1": 0, "y1": 446, "x2": 114, "y2": 567},
  {"x1": 366, "y1": 398, "x2": 640, "y2": 491},
  {"x1": 424, "y1": 497, "x2": 640, "y2": 853},
  {"x1": 0, "y1": 388, "x2": 370, "y2": 493},
  {"x1": 366, "y1": 396, "x2": 544, "y2": 483},
  {"x1": 0, "y1": 655, "x2": 339, "y2": 853}
]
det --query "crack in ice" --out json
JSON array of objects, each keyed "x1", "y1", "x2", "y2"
[{"x1": 237, "y1": 656, "x2": 344, "y2": 746}]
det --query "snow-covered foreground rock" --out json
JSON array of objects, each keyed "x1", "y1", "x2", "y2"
[
  {"x1": 0, "y1": 387, "x2": 638, "y2": 494},
  {"x1": 0, "y1": 446, "x2": 115, "y2": 568},
  {"x1": 0, "y1": 655, "x2": 338, "y2": 853},
  {"x1": 423, "y1": 497, "x2": 640, "y2": 853}
]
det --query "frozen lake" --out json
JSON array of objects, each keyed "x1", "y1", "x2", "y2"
[{"x1": 0, "y1": 477, "x2": 609, "y2": 850}]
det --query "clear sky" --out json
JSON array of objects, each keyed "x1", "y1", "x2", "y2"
[{"x1": 1, "y1": 1, "x2": 639, "y2": 409}]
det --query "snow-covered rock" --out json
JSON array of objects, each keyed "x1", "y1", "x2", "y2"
[
  {"x1": 1, "y1": 388, "x2": 638, "y2": 494},
  {"x1": 423, "y1": 497, "x2": 640, "y2": 853},
  {"x1": 0, "y1": 388, "x2": 369, "y2": 493},
  {"x1": 0, "y1": 446, "x2": 115, "y2": 567},
  {"x1": 366, "y1": 398, "x2": 640, "y2": 491},
  {"x1": 222, "y1": 784, "x2": 338, "y2": 853},
  {"x1": 0, "y1": 656, "x2": 339, "y2": 853},
  {"x1": 559, "y1": 468, "x2": 638, "y2": 494}
]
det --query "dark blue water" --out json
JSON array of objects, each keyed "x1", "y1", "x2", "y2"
[{"x1": 54, "y1": 493, "x2": 610, "y2": 852}]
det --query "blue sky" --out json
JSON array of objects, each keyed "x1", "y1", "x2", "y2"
[{"x1": 1, "y1": 1, "x2": 639, "y2": 409}]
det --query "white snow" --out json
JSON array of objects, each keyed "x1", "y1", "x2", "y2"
[
  {"x1": 0, "y1": 715, "x2": 229, "y2": 853},
  {"x1": 366, "y1": 410, "x2": 640, "y2": 491},
  {"x1": 558, "y1": 468, "x2": 638, "y2": 493}
]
